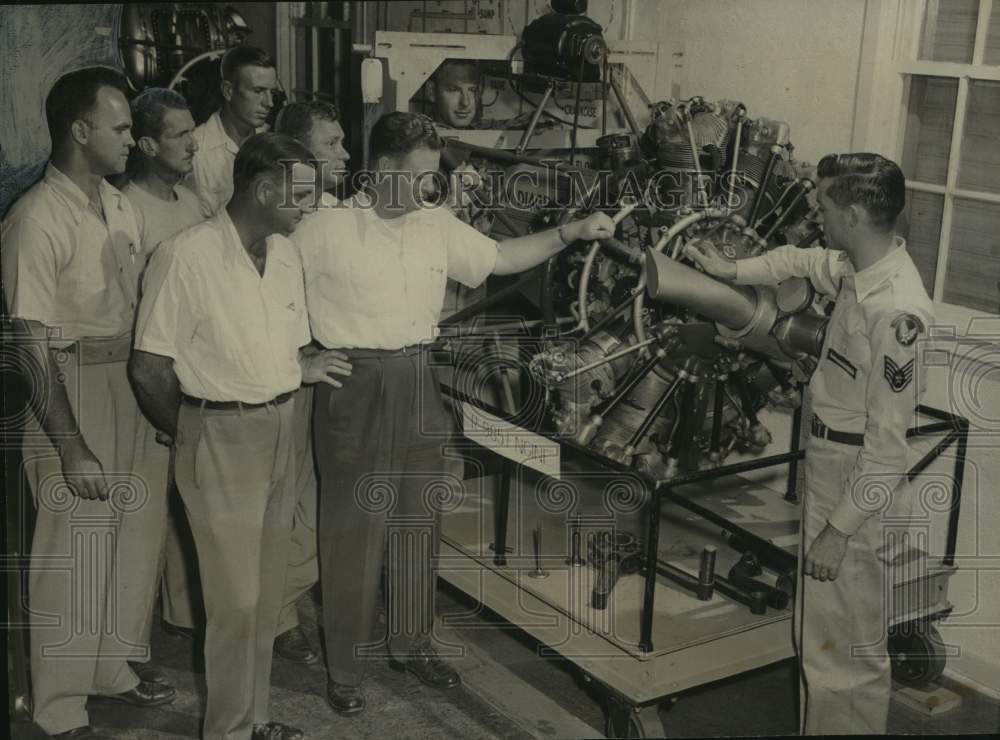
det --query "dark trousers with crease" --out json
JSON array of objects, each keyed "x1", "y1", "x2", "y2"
[{"x1": 314, "y1": 347, "x2": 452, "y2": 686}]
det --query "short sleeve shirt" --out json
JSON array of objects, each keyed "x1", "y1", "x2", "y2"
[
  {"x1": 189, "y1": 111, "x2": 239, "y2": 218},
  {"x1": 134, "y1": 210, "x2": 311, "y2": 402},
  {"x1": 1, "y1": 164, "x2": 142, "y2": 344},
  {"x1": 122, "y1": 180, "x2": 204, "y2": 261},
  {"x1": 294, "y1": 195, "x2": 498, "y2": 349}
]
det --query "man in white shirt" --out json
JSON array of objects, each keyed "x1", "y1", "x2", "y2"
[
  {"x1": 295, "y1": 111, "x2": 615, "y2": 715},
  {"x1": 190, "y1": 46, "x2": 278, "y2": 217},
  {"x1": 2, "y1": 66, "x2": 175, "y2": 740},
  {"x1": 687, "y1": 153, "x2": 934, "y2": 735},
  {"x1": 129, "y1": 133, "x2": 351, "y2": 740},
  {"x1": 122, "y1": 86, "x2": 207, "y2": 648},
  {"x1": 268, "y1": 100, "x2": 350, "y2": 665}
]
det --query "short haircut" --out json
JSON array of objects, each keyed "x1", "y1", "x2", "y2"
[
  {"x1": 369, "y1": 112, "x2": 443, "y2": 163},
  {"x1": 274, "y1": 100, "x2": 339, "y2": 145},
  {"x1": 221, "y1": 45, "x2": 276, "y2": 83},
  {"x1": 129, "y1": 87, "x2": 189, "y2": 141},
  {"x1": 45, "y1": 66, "x2": 129, "y2": 152},
  {"x1": 433, "y1": 59, "x2": 481, "y2": 83},
  {"x1": 232, "y1": 132, "x2": 316, "y2": 195},
  {"x1": 817, "y1": 153, "x2": 906, "y2": 231}
]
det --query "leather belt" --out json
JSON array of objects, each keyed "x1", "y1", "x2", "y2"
[
  {"x1": 811, "y1": 416, "x2": 865, "y2": 446},
  {"x1": 182, "y1": 391, "x2": 294, "y2": 412},
  {"x1": 61, "y1": 334, "x2": 132, "y2": 365},
  {"x1": 340, "y1": 345, "x2": 424, "y2": 360}
]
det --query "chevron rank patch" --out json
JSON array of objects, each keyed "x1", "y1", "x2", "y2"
[
  {"x1": 884, "y1": 355, "x2": 914, "y2": 392},
  {"x1": 891, "y1": 313, "x2": 924, "y2": 347}
]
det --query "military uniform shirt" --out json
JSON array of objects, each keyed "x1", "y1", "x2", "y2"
[
  {"x1": 1, "y1": 164, "x2": 142, "y2": 344},
  {"x1": 736, "y1": 239, "x2": 935, "y2": 535},
  {"x1": 135, "y1": 209, "x2": 311, "y2": 403}
]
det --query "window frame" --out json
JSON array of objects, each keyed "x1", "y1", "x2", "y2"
[{"x1": 854, "y1": 0, "x2": 1000, "y2": 316}]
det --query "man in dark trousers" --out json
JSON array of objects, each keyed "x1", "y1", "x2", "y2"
[{"x1": 294, "y1": 111, "x2": 615, "y2": 715}]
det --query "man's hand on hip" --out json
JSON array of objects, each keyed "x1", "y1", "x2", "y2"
[
  {"x1": 303, "y1": 348, "x2": 353, "y2": 388},
  {"x1": 803, "y1": 523, "x2": 850, "y2": 582}
]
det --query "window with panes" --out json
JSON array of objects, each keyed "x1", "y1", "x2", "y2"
[{"x1": 897, "y1": 0, "x2": 1000, "y2": 313}]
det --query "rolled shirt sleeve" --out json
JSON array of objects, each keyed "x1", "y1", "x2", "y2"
[
  {"x1": 443, "y1": 209, "x2": 498, "y2": 288},
  {"x1": 735, "y1": 245, "x2": 845, "y2": 297},
  {"x1": 134, "y1": 241, "x2": 196, "y2": 360},
  {"x1": 828, "y1": 311, "x2": 927, "y2": 536},
  {"x1": 1, "y1": 217, "x2": 59, "y2": 327}
]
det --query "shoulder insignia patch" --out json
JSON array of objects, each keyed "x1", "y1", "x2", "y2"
[
  {"x1": 891, "y1": 313, "x2": 924, "y2": 347},
  {"x1": 884, "y1": 355, "x2": 914, "y2": 392}
]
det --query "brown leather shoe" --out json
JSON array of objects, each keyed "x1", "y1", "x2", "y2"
[
  {"x1": 128, "y1": 660, "x2": 168, "y2": 684},
  {"x1": 52, "y1": 727, "x2": 108, "y2": 739},
  {"x1": 389, "y1": 641, "x2": 461, "y2": 690},
  {"x1": 251, "y1": 721, "x2": 304, "y2": 739},
  {"x1": 326, "y1": 681, "x2": 365, "y2": 715},
  {"x1": 94, "y1": 679, "x2": 176, "y2": 707},
  {"x1": 273, "y1": 626, "x2": 318, "y2": 664}
]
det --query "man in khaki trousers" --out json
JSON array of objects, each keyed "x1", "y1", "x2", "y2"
[
  {"x1": 129, "y1": 133, "x2": 351, "y2": 740},
  {"x1": 2, "y1": 67, "x2": 175, "y2": 739}
]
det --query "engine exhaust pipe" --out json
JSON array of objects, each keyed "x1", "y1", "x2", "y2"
[{"x1": 644, "y1": 248, "x2": 757, "y2": 331}]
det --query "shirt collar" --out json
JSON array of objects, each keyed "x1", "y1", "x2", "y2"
[
  {"x1": 852, "y1": 235, "x2": 909, "y2": 302},
  {"x1": 203, "y1": 111, "x2": 241, "y2": 156},
  {"x1": 216, "y1": 208, "x2": 293, "y2": 271},
  {"x1": 44, "y1": 163, "x2": 122, "y2": 225}
]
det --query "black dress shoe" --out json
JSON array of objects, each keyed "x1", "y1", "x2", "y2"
[
  {"x1": 128, "y1": 660, "x2": 168, "y2": 684},
  {"x1": 52, "y1": 727, "x2": 107, "y2": 739},
  {"x1": 161, "y1": 619, "x2": 201, "y2": 641},
  {"x1": 252, "y1": 721, "x2": 304, "y2": 739},
  {"x1": 389, "y1": 641, "x2": 461, "y2": 689},
  {"x1": 273, "y1": 626, "x2": 318, "y2": 664},
  {"x1": 94, "y1": 679, "x2": 177, "y2": 707},
  {"x1": 326, "y1": 681, "x2": 365, "y2": 715}
]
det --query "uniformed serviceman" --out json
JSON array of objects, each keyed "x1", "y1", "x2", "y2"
[
  {"x1": 123, "y1": 87, "x2": 207, "y2": 644},
  {"x1": 294, "y1": 111, "x2": 615, "y2": 715},
  {"x1": 1, "y1": 66, "x2": 176, "y2": 740},
  {"x1": 268, "y1": 100, "x2": 351, "y2": 665},
  {"x1": 686, "y1": 152, "x2": 934, "y2": 735},
  {"x1": 190, "y1": 46, "x2": 278, "y2": 217},
  {"x1": 129, "y1": 133, "x2": 351, "y2": 740}
]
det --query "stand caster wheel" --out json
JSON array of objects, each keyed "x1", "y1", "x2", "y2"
[
  {"x1": 605, "y1": 701, "x2": 668, "y2": 738},
  {"x1": 889, "y1": 622, "x2": 946, "y2": 687}
]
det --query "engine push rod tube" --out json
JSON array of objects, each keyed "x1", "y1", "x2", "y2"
[
  {"x1": 747, "y1": 145, "x2": 783, "y2": 230},
  {"x1": 553, "y1": 334, "x2": 659, "y2": 383},
  {"x1": 760, "y1": 179, "x2": 815, "y2": 242},
  {"x1": 575, "y1": 345, "x2": 668, "y2": 446}
]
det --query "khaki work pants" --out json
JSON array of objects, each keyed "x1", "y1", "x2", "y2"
[
  {"x1": 174, "y1": 398, "x2": 297, "y2": 740},
  {"x1": 795, "y1": 435, "x2": 902, "y2": 735},
  {"x1": 161, "y1": 385, "x2": 318, "y2": 637},
  {"x1": 25, "y1": 358, "x2": 168, "y2": 735}
]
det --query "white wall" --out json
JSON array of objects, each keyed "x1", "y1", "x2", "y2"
[{"x1": 629, "y1": 0, "x2": 867, "y2": 164}]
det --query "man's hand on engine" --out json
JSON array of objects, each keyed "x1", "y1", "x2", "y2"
[
  {"x1": 684, "y1": 240, "x2": 738, "y2": 281},
  {"x1": 564, "y1": 212, "x2": 616, "y2": 244}
]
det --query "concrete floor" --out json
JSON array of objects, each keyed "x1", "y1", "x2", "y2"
[{"x1": 15, "y1": 582, "x2": 1000, "y2": 739}]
